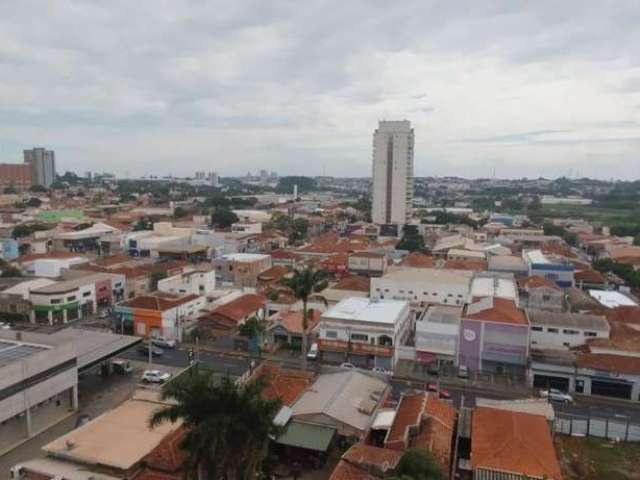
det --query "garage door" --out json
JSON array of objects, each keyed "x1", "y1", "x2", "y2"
[
  {"x1": 533, "y1": 374, "x2": 569, "y2": 391},
  {"x1": 350, "y1": 354, "x2": 369, "y2": 368},
  {"x1": 591, "y1": 379, "x2": 632, "y2": 400},
  {"x1": 322, "y1": 351, "x2": 344, "y2": 364}
]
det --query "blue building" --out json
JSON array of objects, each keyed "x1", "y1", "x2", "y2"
[
  {"x1": 524, "y1": 249, "x2": 574, "y2": 288},
  {"x1": 0, "y1": 238, "x2": 19, "y2": 261}
]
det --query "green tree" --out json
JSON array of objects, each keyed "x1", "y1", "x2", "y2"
[
  {"x1": 396, "y1": 225, "x2": 425, "y2": 252},
  {"x1": 11, "y1": 223, "x2": 50, "y2": 239},
  {"x1": 29, "y1": 184, "x2": 48, "y2": 193},
  {"x1": 133, "y1": 217, "x2": 154, "y2": 231},
  {"x1": 280, "y1": 267, "x2": 328, "y2": 369},
  {"x1": 0, "y1": 259, "x2": 22, "y2": 278},
  {"x1": 149, "y1": 371, "x2": 282, "y2": 480},
  {"x1": 210, "y1": 207, "x2": 239, "y2": 229},
  {"x1": 391, "y1": 448, "x2": 445, "y2": 480},
  {"x1": 289, "y1": 218, "x2": 309, "y2": 243},
  {"x1": 238, "y1": 316, "x2": 266, "y2": 340},
  {"x1": 173, "y1": 206, "x2": 189, "y2": 219}
]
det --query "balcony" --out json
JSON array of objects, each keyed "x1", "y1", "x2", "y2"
[{"x1": 318, "y1": 339, "x2": 393, "y2": 357}]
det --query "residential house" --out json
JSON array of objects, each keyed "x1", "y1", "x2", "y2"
[
  {"x1": 214, "y1": 253, "x2": 272, "y2": 288},
  {"x1": 348, "y1": 251, "x2": 387, "y2": 277},
  {"x1": 518, "y1": 275, "x2": 565, "y2": 312},
  {"x1": 469, "y1": 407, "x2": 562, "y2": 480},
  {"x1": 266, "y1": 309, "x2": 322, "y2": 349},
  {"x1": 317, "y1": 297, "x2": 411, "y2": 370},
  {"x1": 197, "y1": 293, "x2": 266, "y2": 338}
]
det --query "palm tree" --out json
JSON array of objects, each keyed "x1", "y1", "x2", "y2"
[
  {"x1": 280, "y1": 267, "x2": 328, "y2": 368},
  {"x1": 149, "y1": 370, "x2": 282, "y2": 480}
]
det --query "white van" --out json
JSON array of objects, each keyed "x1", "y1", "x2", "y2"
[{"x1": 306, "y1": 343, "x2": 318, "y2": 361}]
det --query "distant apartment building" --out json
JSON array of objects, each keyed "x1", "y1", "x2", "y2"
[
  {"x1": 0, "y1": 163, "x2": 32, "y2": 192},
  {"x1": 371, "y1": 120, "x2": 414, "y2": 225},
  {"x1": 24, "y1": 147, "x2": 56, "y2": 188}
]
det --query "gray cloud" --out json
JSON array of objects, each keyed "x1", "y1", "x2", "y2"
[{"x1": 0, "y1": 1, "x2": 639, "y2": 179}]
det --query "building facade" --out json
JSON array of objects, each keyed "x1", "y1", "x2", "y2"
[
  {"x1": 0, "y1": 164, "x2": 32, "y2": 192},
  {"x1": 371, "y1": 120, "x2": 414, "y2": 225},
  {"x1": 24, "y1": 147, "x2": 56, "y2": 188}
]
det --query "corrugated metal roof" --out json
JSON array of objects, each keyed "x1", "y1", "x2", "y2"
[{"x1": 275, "y1": 421, "x2": 335, "y2": 452}]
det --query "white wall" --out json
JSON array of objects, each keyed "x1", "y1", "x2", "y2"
[
  {"x1": 530, "y1": 325, "x2": 608, "y2": 349},
  {"x1": 371, "y1": 277, "x2": 469, "y2": 307}
]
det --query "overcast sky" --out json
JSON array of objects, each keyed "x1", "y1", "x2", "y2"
[{"x1": 1, "y1": 1, "x2": 640, "y2": 180}]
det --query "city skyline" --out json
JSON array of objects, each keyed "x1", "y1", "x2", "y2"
[{"x1": 1, "y1": 2, "x2": 640, "y2": 180}]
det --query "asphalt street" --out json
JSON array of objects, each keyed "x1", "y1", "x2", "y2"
[{"x1": 119, "y1": 345, "x2": 252, "y2": 377}]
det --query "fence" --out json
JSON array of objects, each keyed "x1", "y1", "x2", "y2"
[{"x1": 555, "y1": 412, "x2": 640, "y2": 442}]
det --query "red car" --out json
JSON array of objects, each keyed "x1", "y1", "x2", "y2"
[{"x1": 426, "y1": 383, "x2": 451, "y2": 399}]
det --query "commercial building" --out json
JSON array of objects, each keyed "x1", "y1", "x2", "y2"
[
  {"x1": 157, "y1": 267, "x2": 216, "y2": 296},
  {"x1": 528, "y1": 310, "x2": 609, "y2": 349},
  {"x1": 0, "y1": 163, "x2": 32, "y2": 192},
  {"x1": 114, "y1": 293, "x2": 205, "y2": 341},
  {"x1": 0, "y1": 328, "x2": 139, "y2": 454},
  {"x1": 317, "y1": 297, "x2": 411, "y2": 369},
  {"x1": 523, "y1": 249, "x2": 575, "y2": 288},
  {"x1": 415, "y1": 305, "x2": 463, "y2": 365},
  {"x1": 371, "y1": 267, "x2": 473, "y2": 309},
  {"x1": 347, "y1": 251, "x2": 387, "y2": 277},
  {"x1": 24, "y1": 147, "x2": 56, "y2": 188},
  {"x1": 371, "y1": 120, "x2": 414, "y2": 225},
  {"x1": 457, "y1": 297, "x2": 530, "y2": 376}
]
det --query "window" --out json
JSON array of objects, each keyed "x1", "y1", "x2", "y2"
[
  {"x1": 408, "y1": 290, "x2": 414, "y2": 294},
  {"x1": 351, "y1": 333, "x2": 368, "y2": 342},
  {"x1": 584, "y1": 331, "x2": 597, "y2": 337},
  {"x1": 563, "y1": 329, "x2": 579, "y2": 335},
  {"x1": 448, "y1": 293, "x2": 453, "y2": 297},
  {"x1": 325, "y1": 330, "x2": 338, "y2": 339},
  {"x1": 399, "y1": 290, "x2": 405, "y2": 294},
  {"x1": 51, "y1": 299, "x2": 60, "y2": 305},
  {"x1": 547, "y1": 328, "x2": 559, "y2": 333},
  {"x1": 531, "y1": 326, "x2": 543, "y2": 331},
  {"x1": 542, "y1": 295, "x2": 551, "y2": 301},
  {"x1": 82, "y1": 292, "x2": 91, "y2": 297},
  {"x1": 67, "y1": 296, "x2": 76, "y2": 302}
]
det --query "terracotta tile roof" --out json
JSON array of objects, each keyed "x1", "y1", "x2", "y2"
[
  {"x1": 413, "y1": 395, "x2": 456, "y2": 472},
  {"x1": 543, "y1": 243, "x2": 578, "y2": 259},
  {"x1": 329, "y1": 460, "x2": 377, "y2": 480},
  {"x1": 92, "y1": 253, "x2": 132, "y2": 267},
  {"x1": 122, "y1": 294, "x2": 200, "y2": 311},
  {"x1": 400, "y1": 252, "x2": 435, "y2": 268},
  {"x1": 332, "y1": 275, "x2": 371, "y2": 292},
  {"x1": 574, "y1": 269, "x2": 606, "y2": 284},
  {"x1": 270, "y1": 249, "x2": 301, "y2": 260},
  {"x1": 587, "y1": 322, "x2": 640, "y2": 352},
  {"x1": 206, "y1": 293, "x2": 265, "y2": 323},
  {"x1": 298, "y1": 233, "x2": 372, "y2": 255},
  {"x1": 142, "y1": 426, "x2": 187, "y2": 472},
  {"x1": 385, "y1": 392, "x2": 427, "y2": 448},
  {"x1": 611, "y1": 246, "x2": 640, "y2": 260},
  {"x1": 605, "y1": 306, "x2": 640, "y2": 325},
  {"x1": 342, "y1": 443, "x2": 402, "y2": 474},
  {"x1": 257, "y1": 264, "x2": 289, "y2": 283},
  {"x1": 349, "y1": 251, "x2": 385, "y2": 259},
  {"x1": 577, "y1": 351, "x2": 640, "y2": 374},
  {"x1": 443, "y1": 259, "x2": 487, "y2": 271},
  {"x1": 471, "y1": 407, "x2": 562, "y2": 480},
  {"x1": 464, "y1": 297, "x2": 528, "y2": 325},
  {"x1": 272, "y1": 308, "x2": 321, "y2": 335},
  {"x1": 15, "y1": 251, "x2": 81, "y2": 263},
  {"x1": 518, "y1": 275, "x2": 560, "y2": 290},
  {"x1": 258, "y1": 364, "x2": 314, "y2": 407},
  {"x1": 321, "y1": 253, "x2": 349, "y2": 267}
]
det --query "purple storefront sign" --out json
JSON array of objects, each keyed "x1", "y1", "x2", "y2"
[{"x1": 458, "y1": 320, "x2": 482, "y2": 370}]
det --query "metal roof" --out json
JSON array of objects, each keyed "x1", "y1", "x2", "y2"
[
  {"x1": 527, "y1": 309, "x2": 609, "y2": 331},
  {"x1": 275, "y1": 421, "x2": 335, "y2": 452}
]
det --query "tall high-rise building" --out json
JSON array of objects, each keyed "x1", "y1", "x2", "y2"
[
  {"x1": 371, "y1": 120, "x2": 414, "y2": 225},
  {"x1": 24, "y1": 147, "x2": 56, "y2": 188}
]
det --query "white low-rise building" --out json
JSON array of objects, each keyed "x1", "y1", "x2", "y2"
[
  {"x1": 528, "y1": 310, "x2": 610, "y2": 349},
  {"x1": 470, "y1": 273, "x2": 519, "y2": 305},
  {"x1": 157, "y1": 267, "x2": 216, "y2": 297},
  {"x1": 371, "y1": 267, "x2": 473, "y2": 309},
  {"x1": 415, "y1": 305, "x2": 463, "y2": 364},
  {"x1": 317, "y1": 297, "x2": 411, "y2": 370}
]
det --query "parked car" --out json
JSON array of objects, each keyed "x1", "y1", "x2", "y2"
[
  {"x1": 141, "y1": 370, "x2": 172, "y2": 384},
  {"x1": 426, "y1": 383, "x2": 451, "y2": 399},
  {"x1": 372, "y1": 366, "x2": 393, "y2": 376},
  {"x1": 137, "y1": 343, "x2": 164, "y2": 357},
  {"x1": 540, "y1": 388, "x2": 573, "y2": 404},
  {"x1": 340, "y1": 362, "x2": 356, "y2": 370},
  {"x1": 98, "y1": 309, "x2": 110, "y2": 319},
  {"x1": 111, "y1": 359, "x2": 132, "y2": 375},
  {"x1": 306, "y1": 343, "x2": 318, "y2": 361},
  {"x1": 151, "y1": 336, "x2": 176, "y2": 349},
  {"x1": 457, "y1": 365, "x2": 469, "y2": 379}
]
